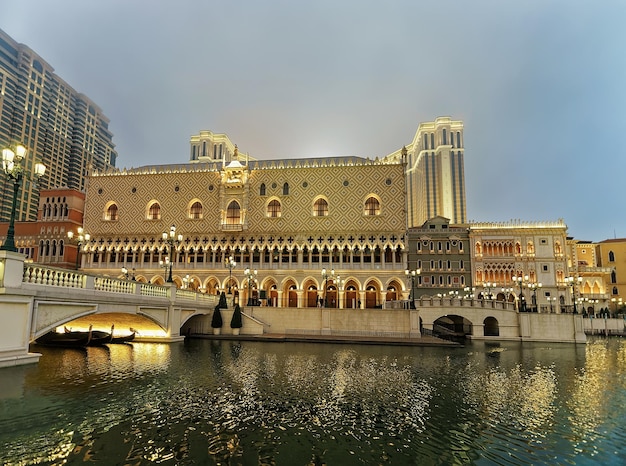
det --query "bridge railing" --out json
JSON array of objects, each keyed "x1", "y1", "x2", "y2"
[
  {"x1": 21, "y1": 263, "x2": 215, "y2": 306},
  {"x1": 385, "y1": 297, "x2": 516, "y2": 311}
]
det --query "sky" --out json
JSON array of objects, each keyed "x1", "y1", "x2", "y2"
[{"x1": 3, "y1": 0, "x2": 626, "y2": 242}]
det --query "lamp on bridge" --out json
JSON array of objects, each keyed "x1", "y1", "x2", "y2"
[
  {"x1": 321, "y1": 268, "x2": 335, "y2": 307},
  {"x1": 512, "y1": 274, "x2": 529, "y2": 312},
  {"x1": 565, "y1": 276, "x2": 582, "y2": 314},
  {"x1": 527, "y1": 282, "x2": 542, "y2": 312},
  {"x1": 244, "y1": 267, "x2": 258, "y2": 306},
  {"x1": 1, "y1": 144, "x2": 46, "y2": 252},
  {"x1": 121, "y1": 267, "x2": 135, "y2": 280},
  {"x1": 547, "y1": 296, "x2": 557, "y2": 313},
  {"x1": 225, "y1": 255, "x2": 237, "y2": 293},
  {"x1": 463, "y1": 286, "x2": 475, "y2": 299},
  {"x1": 67, "y1": 227, "x2": 90, "y2": 269},
  {"x1": 405, "y1": 268, "x2": 420, "y2": 309},
  {"x1": 482, "y1": 282, "x2": 496, "y2": 300},
  {"x1": 162, "y1": 225, "x2": 182, "y2": 283}
]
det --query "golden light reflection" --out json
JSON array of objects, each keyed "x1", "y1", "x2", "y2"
[
  {"x1": 566, "y1": 339, "x2": 622, "y2": 445},
  {"x1": 465, "y1": 363, "x2": 557, "y2": 436}
]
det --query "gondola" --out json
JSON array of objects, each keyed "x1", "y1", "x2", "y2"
[
  {"x1": 110, "y1": 331, "x2": 136, "y2": 344},
  {"x1": 65, "y1": 325, "x2": 113, "y2": 346},
  {"x1": 36, "y1": 326, "x2": 93, "y2": 347}
]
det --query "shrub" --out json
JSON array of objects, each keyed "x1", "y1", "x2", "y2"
[
  {"x1": 218, "y1": 291, "x2": 228, "y2": 309},
  {"x1": 211, "y1": 304, "x2": 223, "y2": 328},
  {"x1": 230, "y1": 304, "x2": 243, "y2": 329}
]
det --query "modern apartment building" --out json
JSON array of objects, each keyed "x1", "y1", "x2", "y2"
[{"x1": 0, "y1": 28, "x2": 117, "y2": 223}]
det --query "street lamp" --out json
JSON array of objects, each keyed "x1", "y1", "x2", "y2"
[
  {"x1": 121, "y1": 267, "x2": 135, "y2": 280},
  {"x1": 224, "y1": 254, "x2": 237, "y2": 293},
  {"x1": 161, "y1": 225, "x2": 182, "y2": 283},
  {"x1": 244, "y1": 267, "x2": 258, "y2": 306},
  {"x1": 67, "y1": 227, "x2": 90, "y2": 269},
  {"x1": 565, "y1": 276, "x2": 583, "y2": 314},
  {"x1": 321, "y1": 267, "x2": 335, "y2": 307},
  {"x1": 512, "y1": 275, "x2": 529, "y2": 311},
  {"x1": 1, "y1": 144, "x2": 45, "y2": 252},
  {"x1": 463, "y1": 286, "x2": 476, "y2": 299},
  {"x1": 483, "y1": 281, "x2": 496, "y2": 300},
  {"x1": 405, "y1": 268, "x2": 420, "y2": 309},
  {"x1": 547, "y1": 296, "x2": 556, "y2": 313},
  {"x1": 528, "y1": 282, "x2": 542, "y2": 312}
]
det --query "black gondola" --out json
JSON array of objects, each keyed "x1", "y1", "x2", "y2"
[{"x1": 36, "y1": 326, "x2": 93, "y2": 347}]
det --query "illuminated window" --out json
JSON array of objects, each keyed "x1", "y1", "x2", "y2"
[
  {"x1": 189, "y1": 201, "x2": 202, "y2": 219},
  {"x1": 313, "y1": 198, "x2": 328, "y2": 217},
  {"x1": 148, "y1": 202, "x2": 161, "y2": 220},
  {"x1": 226, "y1": 201, "x2": 240, "y2": 224},
  {"x1": 106, "y1": 203, "x2": 118, "y2": 221},
  {"x1": 364, "y1": 196, "x2": 380, "y2": 215},
  {"x1": 267, "y1": 199, "x2": 281, "y2": 218}
]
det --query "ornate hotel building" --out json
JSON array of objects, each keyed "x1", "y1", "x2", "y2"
[
  {"x1": 0, "y1": 28, "x2": 117, "y2": 223},
  {"x1": 81, "y1": 131, "x2": 415, "y2": 308}
]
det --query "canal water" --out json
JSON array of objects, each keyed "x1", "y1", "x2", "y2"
[{"x1": 1, "y1": 337, "x2": 625, "y2": 465}]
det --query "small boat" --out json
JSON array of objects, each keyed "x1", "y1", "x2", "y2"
[
  {"x1": 109, "y1": 324, "x2": 136, "y2": 344},
  {"x1": 64, "y1": 325, "x2": 112, "y2": 346},
  {"x1": 36, "y1": 326, "x2": 93, "y2": 347}
]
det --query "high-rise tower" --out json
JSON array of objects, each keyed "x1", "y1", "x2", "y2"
[
  {"x1": 384, "y1": 116, "x2": 466, "y2": 227},
  {"x1": 0, "y1": 28, "x2": 117, "y2": 222}
]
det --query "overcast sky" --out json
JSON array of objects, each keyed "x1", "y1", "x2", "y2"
[{"x1": 4, "y1": 0, "x2": 625, "y2": 242}]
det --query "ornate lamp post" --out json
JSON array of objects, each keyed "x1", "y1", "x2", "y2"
[
  {"x1": 547, "y1": 296, "x2": 556, "y2": 313},
  {"x1": 405, "y1": 268, "x2": 420, "y2": 309},
  {"x1": 161, "y1": 225, "x2": 182, "y2": 283},
  {"x1": 121, "y1": 266, "x2": 135, "y2": 280},
  {"x1": 1, "y1": 144, "x2": 45, "y2": 252},
  {"x1": 224, "y1": 254, "x2": 237, "y2": 293},
  {"x1": 483, "y1": 281, "x2": 496, "y2": 300},
  {"x1": 244, "y1": 267, "x2": 258, "y2": 306},
  {"x1": 67, "y1": 227, "x2": 90, "y2": 269},
  {"x1": 463, "y1": 286, "x2": 476, "y2": 299},
  {"x1": 565, "y1": 276, "x2": 583, "y2": 314},
  {"x1": 321, "y1": 267, "x2": 335, "y2": 307},
  {"x1": 527, "y1": 282, "x2": 542, "y2": 312},
  {"x1": 512, "y1": 275, "x2": 529, "y2": 311}
]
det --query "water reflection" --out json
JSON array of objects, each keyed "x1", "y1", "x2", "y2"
[{"x1": 1, "y1": 338, "x2": 625, "y2": 465}]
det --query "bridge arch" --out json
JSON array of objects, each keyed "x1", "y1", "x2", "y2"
[
  {"x1": 484, "y1": 316, "x2": 499, "y2": 336},
  {"x1": 433, "y1": 314, "x2": 473, "y2": 340}
]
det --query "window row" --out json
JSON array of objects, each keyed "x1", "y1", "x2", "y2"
[
  {"x1": 416, "y1": 240, "x2": 464, "y2": 253},
  {"x1": 89, "y1": 244, "x2": 405, "y2": 265},
  {"x1": 104, "y1": 196, "x2": 383, "y2": 221}
]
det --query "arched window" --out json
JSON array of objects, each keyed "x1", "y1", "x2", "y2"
[
  {"x1": 226, "y1": 201, "x2": 241, "y2": 224},
  {"x1": 611, "y1": 270, "x2": 617, "y2": 283},
  {"x1": 609, "y1": 251, "x2": 615, "y2": 262},
  {"x1": 106, "y1": 203, "x2": 118, "y2": 221},
  {"x1": 283, "y1": 183, "x2": 289, "y2": 195},
  {"x1": 260, "y1": 183, "x2": 266, "y2": 196},
  {"x1": 313, "y1": 198, "x2": 328, "y2": 216},
  {"x1": 364, "y1": 196, "x2": 380, "y2": 216},
  {"x1": 148, "y1": 202, "x2": 161, "y2": 220},
  {"x1": 267, "y1": 199, "x2": 281, "y2": 218},
  {"x1": 442, "y1": 128, "x2": 447, "y2": 145},
  {"x1": 189, "y1": 201, "x2": 202, "y2": 219}
]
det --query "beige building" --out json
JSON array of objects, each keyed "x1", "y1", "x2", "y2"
[
  {"x1": 596, "y1": 238, "x2": 626, "y2": 313},
  {"x1": 81, "y1": 118, "x2": 466, "y2": 309},
  {"x1": 565, "y1": 238, "x2": 612, "y2": 315},
  {"x1": 469, "y1": 220, "x2": 570, "y2": 312}
]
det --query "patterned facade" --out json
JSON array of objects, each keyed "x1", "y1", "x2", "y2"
[
  {"x1": 82, "y1": 156, "x2": 409, "y2": 308},
  {"x1": 0, "y1": 28, "x2": 117, "y2": 223}
]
